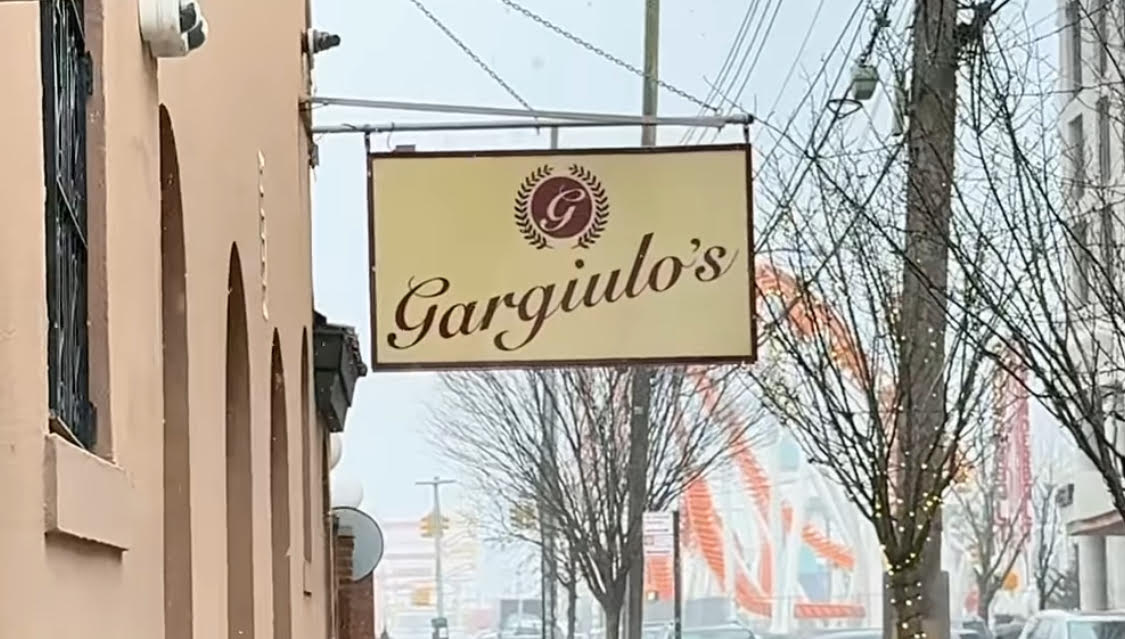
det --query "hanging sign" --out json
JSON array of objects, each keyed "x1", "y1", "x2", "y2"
[{"x1": 367, "y1": 144, "x2": 755, "y2": 370}]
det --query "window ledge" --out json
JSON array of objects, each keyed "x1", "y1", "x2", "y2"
[{"x1": 43, "y1": 433, "x2": 132, "y2": 551}]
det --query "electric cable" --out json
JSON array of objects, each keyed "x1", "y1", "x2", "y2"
[
  {"x1": 495, "y1": 0, "x2": 721, "y2": 112},
  {"x1": 680, "y1": 0, "x2": 763, "y2": 144},
  {"x1": 687, "y1": 0, "x2": 785, "y2": 146},
  {"x1": 405, "y1": 0, "x2": 534, "y2": 112}
]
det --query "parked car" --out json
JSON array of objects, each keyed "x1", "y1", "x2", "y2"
[
  {"x1": 957, "y1": 616, "x2": 994, "y2": 639},
  {"x1": 1018, "y1": 611, "x2": 1125, "y2": 639},
  {"x1": 815, "y1": 627, "x2": 991, "y2": 639},
  {"x1": 812, "y1": 628, "x2": 881, "y2": 639},
  {"x1": 679, "y1": 624, "x2": 757, "y2": 639},
  {"x1": 996, "y1": 621, "x2": 1027, "y2": 639}
]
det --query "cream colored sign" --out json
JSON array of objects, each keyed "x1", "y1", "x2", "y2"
[{"x1": 368, "y1": 144, "x2": 754, "y2": 369}]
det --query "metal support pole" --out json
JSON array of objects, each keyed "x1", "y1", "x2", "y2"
[
  {"x1": 640, "y1": 0, "x2": 660, "y2": 147},
  {"x1": 418, "y1": 476, "x2": 456, "y2": 622},
  {"x1": 311, "y1": 115, "x2": 747, "y2": 136},
  {"x1": 626, "y1": 5, "x2": 659, "y2": 639},
  {"x1": 305, "y1": 95, "x2": 750, "y2": 126},
  {"x1": 673, "y1": 510, "x2": 682, "y2": 639},
  {"x1": 540, "y1": 129, "x2": 560, "y2": 639}
]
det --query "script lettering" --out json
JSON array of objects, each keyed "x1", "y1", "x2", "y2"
[
  {"x1": 540, "y1": 188, "x2": 588, "y2": 233},
  {"x1": 385, "y1": 233, "x2": 740, "y2": 353}
]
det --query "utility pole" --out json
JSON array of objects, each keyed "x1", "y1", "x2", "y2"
[
  {"x1": 640, "y1": 0, "x2": 659, "y2": 147},
  {"x1": 540, "y1": 360, "x2": 558, "y2": 639},
  {"x1": 418, "y1": 476, "x2": 456, "y2": 623},
  {"x1": 626, "y1": 3, "x2": 659, "y2": 639},
  {"x1": 894, "y1": 0, "x2": 961, "y2": 637},
  {"x1": 672, "y1": 510, "x2": 682, "y2": 639}
]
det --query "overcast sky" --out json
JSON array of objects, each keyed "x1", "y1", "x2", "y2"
[{"x1": 309, "y1": 0, "x2": 1059, "y2": 531}]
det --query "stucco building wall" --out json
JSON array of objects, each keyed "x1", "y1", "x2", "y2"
[{"x1": 0, "y1": 0, "x2": 333, "y2": 637}]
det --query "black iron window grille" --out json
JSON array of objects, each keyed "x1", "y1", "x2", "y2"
[{"x1": 41, "y1": 0, "x2": 96, "y2": 449}]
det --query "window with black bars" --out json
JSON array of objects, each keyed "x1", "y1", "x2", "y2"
[{"x1": 41, "y1": 0, "x2": 96, "y2": 449}]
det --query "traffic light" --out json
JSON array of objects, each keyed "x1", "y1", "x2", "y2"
[
  {"x1": 432, "y1": 616, "x2": 449, "y2": 639},
  {"x1": 420, "y1": 511, "x2": 449, "y2": 538},
  {"x1": 411, "y1": 587, "x2": 433, "y2": 607},
  {"x1": 510, "y1": 502, "x2": 537, "y2": 530}
]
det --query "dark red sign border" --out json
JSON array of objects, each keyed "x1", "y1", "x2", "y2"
[{"x1": 366, "y1": 143, "x2": 756, "y2": 372}]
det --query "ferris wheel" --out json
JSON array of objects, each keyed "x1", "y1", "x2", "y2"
[{"x1": 643, "y1": 264, "x2": 886, "y2": 631}]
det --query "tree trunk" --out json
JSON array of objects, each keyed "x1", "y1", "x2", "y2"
[
  {"x1": 603, "y1": 599, "x2": 623, "y2": 639},
  {"x1": 888, "y1": 565, "x2": 930, "y2": 639},
  {"x1": 567, "y1": 582, "x2": 578, "y2": 639},
  {"x1": 977, "y1": 582, "x2": 993, "y2": 626},
  {"x1": 566, "y1": 554, "x2": 578, "y2": 639}
]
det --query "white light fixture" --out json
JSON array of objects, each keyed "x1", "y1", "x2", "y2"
[
  {"x1": 850, "y1": 63, "x2": 879, "y2": 101},
  {"x1": 331, "y1": 473, "x2": 364, "y2": 509},
  {"x1": 139, "y1": 0, "x2": 209, "y2": 58},
  {"x1": 329, "y1": 432, "x2": 343, "y2": 470}
]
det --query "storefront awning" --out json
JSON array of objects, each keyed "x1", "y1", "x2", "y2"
[{"x1": 1068, "y1": 509, "x2": 1125, "y2": 536}]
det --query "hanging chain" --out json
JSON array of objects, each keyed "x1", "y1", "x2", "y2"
[
  {"x1": 406, "y1": 0, "x2": 535, "y2": 112},
  {"x1": 496, "y1": 0, "x2": 720, "y2": 113}
]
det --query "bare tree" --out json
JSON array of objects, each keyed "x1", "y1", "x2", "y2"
[
  {"x1": 431, "y1": 367, "x2": 751, "y2": 639},
  {"x1": 946, "y1": 416, "x2": 1032, "y2": 624},
  {"x1": 738, "y1": 3, "x2": 1020, "y2": 634},
  {"x1": 930, "y1": 0, "x2": 1125, "y2": 524},
  {"x1": 747, "y1": 128, "x2": 1005, "y2": 635},
  {"x1": 742, "y1": 0, "x2": 1125, "y2": 629},
  {"x1": 1030, "y1": 477, "x2": 1076, "y2": 611}
]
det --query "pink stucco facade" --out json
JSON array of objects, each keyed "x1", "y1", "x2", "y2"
[{"x1": 0, "y1": 0, "x2": 335, "y2": 637}]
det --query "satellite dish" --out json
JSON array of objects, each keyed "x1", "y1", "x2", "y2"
[
  {"x1": 332, "y1": 506, "x2": 384, "y2": 581},
  {"x1": 331, "y1": 474, "x2": 364, "y2": 508},
  {"x1": 329, "y1": 432, "x2": 343, "y2": 470}
]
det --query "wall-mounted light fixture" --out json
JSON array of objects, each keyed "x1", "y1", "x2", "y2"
[{"x1": 139, "y1": 0, "x2": 208, "y2": 58}]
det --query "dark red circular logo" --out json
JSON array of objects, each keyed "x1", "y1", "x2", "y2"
[
  {"x1": 530, "y1": 176, "x2": 594, "y2": 239},
  {"x1": 514, "y1": 164, "x2": 610, "y2": 250}
]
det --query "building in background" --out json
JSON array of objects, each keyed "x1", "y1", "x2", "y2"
[
  {"x1": 373, "y1": 515, "x2": 485, "y2": 639},
  {"x1": 1055, "y1": 0, "x2": 1125, "y2": 611},
  {"x1": 0, "y1": 0, "x2": 355, "y2": 637}
]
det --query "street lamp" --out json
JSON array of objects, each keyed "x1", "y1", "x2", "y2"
[{"x1": 850, "y1": 63, "x2": 880, "y2": 101}]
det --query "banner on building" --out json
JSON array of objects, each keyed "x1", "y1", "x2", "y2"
[{"x1": 367, "y1": 144, "x2": 755, "y2": 370}]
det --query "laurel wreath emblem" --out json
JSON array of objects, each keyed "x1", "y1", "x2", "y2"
[
  {"x1": 513, "y1": 164, "x2": 610, "y2": 249},
  {"x1": 514, "y1": 164, "x2": 553, "y2": 249},
  {"x1": 569, "y1": 164, "x2": 610, "y2": 249}
]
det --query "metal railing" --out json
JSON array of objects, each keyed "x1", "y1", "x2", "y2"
[{"x1": 42, "y1": 0, "x2": 96, "y2": 449}]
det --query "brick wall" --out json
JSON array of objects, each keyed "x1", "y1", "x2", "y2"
[{"x1": 335, "y1": 532, "x2": 375, "y2": 639}]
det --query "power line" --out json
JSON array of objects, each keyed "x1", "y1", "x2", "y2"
[
  {"x1": 495, "y1": 0, "x2": 721, "y2": 113},
  {"x1": 680, "y1": 0, "x2": 762, "y2": 144},
  {"x1": 727, "y1": 0, "x2": 786, "y2": 117},
  {"x1": 762, "y1": 0, "x2": 828, "y2": 122},
  {"x1": 755, "y1": 2, "x2": 868, "y2": 178},
  {"x1": 748, "y1": 0, "x2": 882, "y2": 250},
  {"x1": 405, "y1": 0, "x2": 534, "y2": 112},
  {"x1": 684, "y1": 0, "x2": 771, "y2": 144},
  {"x1": 695, "y1": 0, "x2": 787, "y2": 146}
]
